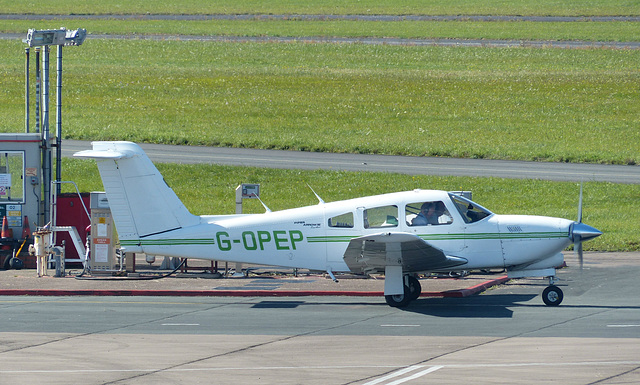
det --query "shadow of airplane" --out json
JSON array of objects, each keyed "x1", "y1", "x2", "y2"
[
  {"x1": 399, "y1": 294, "x2": 537, "y2": 318},
  {"x1": 249, "y1": 294, "x2": 537, "y2": 318},
  {"x1": 249, "y1": 293, "x2": 640, "y2": 316}
]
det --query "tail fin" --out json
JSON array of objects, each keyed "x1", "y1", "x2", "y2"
[{"x1": 74, "y1": 142, "x2": 200, "y2": 248}]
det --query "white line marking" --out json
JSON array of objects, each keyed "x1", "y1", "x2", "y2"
[
  {"x1": 607, "y1": 324, "x2": 640, "y2": 328},
  {"x1": 363, "y1": 365, "x2": 425, "y2": 385},
  {"x1": 387, "y1": 366, "x2": 444, "y2": 385},
  {"x1": 380, "y1": 324, "x2": 421, "y2": 327},
  {"x1": 161, "y1": 323, "x2": 200, "y2": 326}
]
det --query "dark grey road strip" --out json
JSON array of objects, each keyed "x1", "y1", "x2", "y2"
[
  {"x1": 62, "y1": 140, "x2": 640, "y2": 184},
  {"x1": 2, "y1": 33, "x2": 637, "y2": 49}
]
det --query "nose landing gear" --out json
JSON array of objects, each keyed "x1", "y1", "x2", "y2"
[{"x1": 542, "y1": 276, "x2": 563, "y2": 306}]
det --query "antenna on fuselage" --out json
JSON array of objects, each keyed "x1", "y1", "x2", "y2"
[
  {"x1": 577, "y1": 182, "x2": 583, "y2": 224},
  {"x1": 252, "y1": 194, "x2": 271, "y2": 213},
  {"x1": 307, "y1": 184, "x2": 325, "y2": 205}
]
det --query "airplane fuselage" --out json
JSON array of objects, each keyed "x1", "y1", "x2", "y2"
[{"x1": 124, "y1": 190, "x2": 574, "y2": 276}]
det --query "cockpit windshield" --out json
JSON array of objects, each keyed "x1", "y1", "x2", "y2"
[{"x1": 449, "y1": 193, "x2": 493, "y2": 224}]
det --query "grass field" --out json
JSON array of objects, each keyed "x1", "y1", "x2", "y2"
[
  {"x1": 3, "y1": 19, "x2": 640, "y2": 43},
  {"x1": 1, "y1": 40, "x2": 638, "y2": 164},
  {"x1": 2, "y1": 0, "x2": 639, "y2": 16}
]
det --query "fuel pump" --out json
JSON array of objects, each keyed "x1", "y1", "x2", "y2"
[{"x1": 89, "y1": 192, "x2": 117, "y2": 272}]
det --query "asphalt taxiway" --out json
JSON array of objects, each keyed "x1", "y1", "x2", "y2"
[
  {"x1": 62, "y1": 140, "x2": 640, "y2": 184},
  {"x1": 0, "y1": 252, "x2": 638, "y2": 384}
]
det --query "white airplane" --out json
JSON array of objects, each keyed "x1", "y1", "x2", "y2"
[{"x1": 75, "y1": 141, "x2": 602, "y2": 307}]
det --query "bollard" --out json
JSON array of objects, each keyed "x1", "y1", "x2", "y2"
[
  {"x1": 53, "y1": 246, "x2": 64, "y2": 277},
  {"x1": 33, "y1": 229, "x2": 52, "y2": 277}
]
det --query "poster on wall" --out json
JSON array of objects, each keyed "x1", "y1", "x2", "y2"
[
  {"x1": 94, "y1": 244, "x2": 109, "y2": 263},
  {"x1": 0, "y1": 204, "x2": 22, "y2": 227},
  {"x1": 0, "y1": 174, "x2": 10, "y2": 197}
]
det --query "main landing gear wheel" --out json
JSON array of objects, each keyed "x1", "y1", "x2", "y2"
[
  {"x1": 385, "y1": 285, "x2": 412, "y2": 308},
  {"x1": 542, "y1": 285, "x2": 564, "y2": 306},
  {"x1": 385, "y1": 276, "x2": 421, "y2": 307},
  {"x1": 407, "y1": 275, "x2": 422, "y2": 301}
]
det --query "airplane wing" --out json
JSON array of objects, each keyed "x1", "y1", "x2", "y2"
[{"x1": 343, "y1": 232, "x2": 467, "y2": 274}]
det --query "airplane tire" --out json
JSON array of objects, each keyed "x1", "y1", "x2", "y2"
[
  {"x1": 385, "y1": 285, "x2": 412, "y2": 308},
  {"x1": 542, "y1": 285, "x2": 563, "y2": 306},
  {"x1": 407, "y1": 276, "x2": 421, "y2": 301},
  {"x1": 8, "y1": 257, "x2": 23, "y2": 270}
]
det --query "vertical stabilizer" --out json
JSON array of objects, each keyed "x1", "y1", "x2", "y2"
[{"x1": 74, "y1": 141, "x2": 200, "y2": 245}]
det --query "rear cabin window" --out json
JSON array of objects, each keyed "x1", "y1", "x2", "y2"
[
  {"x1": 364, "y1": 205, "x2": 398, "y2": 229},
  {"x1": 328, "y1": 212, "x2": 354, "y2": 228}
]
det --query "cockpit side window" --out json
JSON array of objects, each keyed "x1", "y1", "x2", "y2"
[
  {"x1": 449, "y1": 194, "x2": 492, "y2": 224},
  {"x1": 364, "y1": 205, "x2": 398, "y2": 229},
  {"x1": 406, "y1": 201, "x2": 453, "y2": 226},
  {"x1": 328, "y1": 212, "x2": 354, "y2": 228}
]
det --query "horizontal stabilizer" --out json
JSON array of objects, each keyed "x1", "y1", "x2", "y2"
[{"x1": 73, "y1": 147, "x2": 136, "y2": 160}]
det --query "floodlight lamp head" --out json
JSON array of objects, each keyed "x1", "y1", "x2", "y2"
[
  {"x1": 64, "y1": 28, "x2": 87, "y2": 46},
  {"x1": 24, "y1": 28, "x2": 66, "y2": 47},
  {"x1": 23, "y1": 27, "x2": 87, "y2": 47}
]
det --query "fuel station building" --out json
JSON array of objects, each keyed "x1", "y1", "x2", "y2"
[{"x1": 1, "y1": 28, "x2": 88, "y2": 270}]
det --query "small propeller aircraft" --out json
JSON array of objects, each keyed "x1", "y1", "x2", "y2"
[{"x1": 75, "y1": 141, "x2": 602, "y2": 307}]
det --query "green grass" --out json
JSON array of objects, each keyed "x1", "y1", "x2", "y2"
[
  {"x1": 2, "y1": 0, "x2": 639, "y2": 16},
  {"x1": 2, "y1": 40, "x2": 638, "y2": 164},
  {"x1": 62, "y1": 158, "x2": 637, "y2": 252},
  {"x1": 3, "y1": 19, "x2": 640, "y2": 43}
]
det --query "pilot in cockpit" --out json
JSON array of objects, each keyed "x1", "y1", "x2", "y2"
[{"x1": 411, "y1": 201, "x2": 451, "y2": 226}]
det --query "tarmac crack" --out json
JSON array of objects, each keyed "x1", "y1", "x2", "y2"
[{"x1": 587, "y1": 365, "x2": 640, "y2": 384}]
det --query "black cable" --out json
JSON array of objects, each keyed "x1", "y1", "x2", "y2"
[{"x1": 74, "y1": 258, "x2": 187, "y2": 281}]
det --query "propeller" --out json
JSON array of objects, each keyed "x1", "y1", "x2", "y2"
[{"x1": 570, "y1": 184, "x2": 602, "y2": 268}]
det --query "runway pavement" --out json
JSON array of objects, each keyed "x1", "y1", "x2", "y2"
[
  {"x1": 3, "y1": 13, "x2": 640, "y2": 50},
  {"x1": 0, "y1": 252, "x2": 638, "y2": 384},
  {"x1": 63, "y1": 140, "x2": 640, "y2": 184}
]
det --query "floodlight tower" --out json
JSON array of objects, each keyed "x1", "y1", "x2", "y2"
[{"x1": 23, "y1": 28, "x2": 86, "y2": 225}]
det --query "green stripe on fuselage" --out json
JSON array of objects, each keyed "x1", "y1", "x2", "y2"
[{"x1": 120, "y1": 231, "x2": 568, "y2": 247}]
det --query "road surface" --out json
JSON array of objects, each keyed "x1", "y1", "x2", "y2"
[{"x1": 63, "y1": 139, "x2": 640, "y2": 184}]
